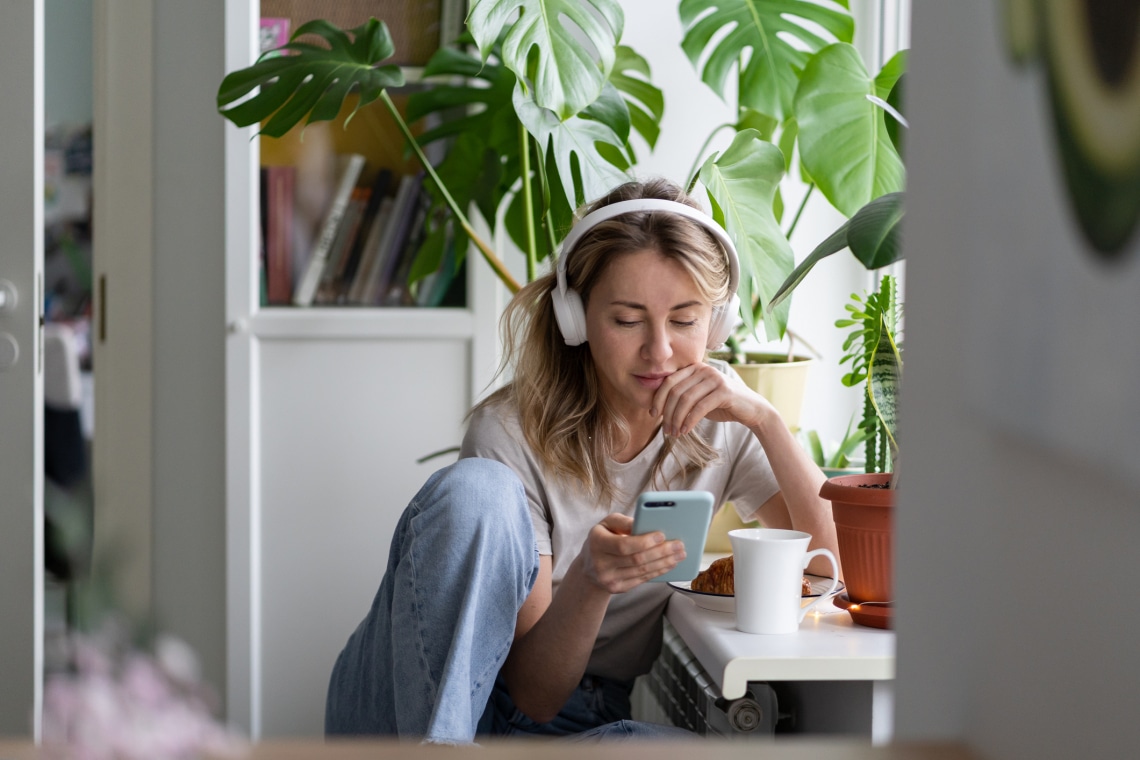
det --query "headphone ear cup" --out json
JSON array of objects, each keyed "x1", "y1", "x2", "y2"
[
  {"x1": 551, "y1": 287, "x2": 588, "y2": 346},
  {"x1": 706, "y1": 293, "x2": 740, "y2": 350}
]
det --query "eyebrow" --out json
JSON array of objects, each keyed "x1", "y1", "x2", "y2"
[{"x1": 609, "y1": 300, "x2": 703, "y2": 311}]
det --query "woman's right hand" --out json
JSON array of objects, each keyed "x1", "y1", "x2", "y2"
[{"x1": 573, "y1": 513, "x2": 686, "y2": 594}]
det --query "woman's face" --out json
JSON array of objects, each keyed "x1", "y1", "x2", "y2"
[{"x1": 585, "y1": 248, "x2": 713, "y2": 425}]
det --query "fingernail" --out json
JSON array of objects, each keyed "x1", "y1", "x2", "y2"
[
  {"x1": 649, "y1": 407, "x2": 657, "y2": 417},
  {"x1": 655, "y1": 533, "x2": 665, "y2": 544}
]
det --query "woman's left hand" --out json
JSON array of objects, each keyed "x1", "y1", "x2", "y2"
[{"x1": 650, "y1": 362, "x2": 771, "y2": 436}]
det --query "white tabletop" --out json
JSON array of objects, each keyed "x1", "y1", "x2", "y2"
[{"x1": 665, "y1": 591, "x2": 896, "y2": 700}]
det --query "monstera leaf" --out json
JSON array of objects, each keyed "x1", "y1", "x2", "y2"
[
  {"x1": 795, "y1": 44, "x2": 907, "y2": 217},
  {"x1": 610, "y1": 45, "x2": 665, "y2": 152},
  {"x1": 514, "y1": 84, "x2": 632, "y2": 210},
  {"x1": 216, "y1": 19, "x2": 404, "y2": 137},
  {"x1": 698, "y1": 131, "x2": 793, "y2": 341},
  {"x1": 467, "y1": 0, "x2": 625, "y2": 120},
  {"x1": 679, "y1": 0, "x2": 853, "y2": 121}
]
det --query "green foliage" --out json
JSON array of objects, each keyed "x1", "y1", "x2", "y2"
[
  {"x1": 679, "y1": 0, "x2": 854, "y2": 121},
  {"x1": 698, "y1": 131, "x2": 793, "y2": 340},
  {"x1": 216, "y1": 19, "x2": 404, "y2": 137},
  {"x1": 768, "y1": 191, "x2": 905, "y2": 311},
  {"x1": 801, "y1": 415, "x2": 871, "y2": 469},
  {"x1": 466, "y1": 0, "x2": 624, "y2": 120},
  {"x1": 214, "y1": 0, "x2": 905, "y2": 335},
  {"x1": 837, "y1": 275, "x2": 902, "y2": 473},
  {"x1": 795, "y1": 45, "x2": 907, "y2": 216}
]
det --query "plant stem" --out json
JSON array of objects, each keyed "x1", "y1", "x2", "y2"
[
  {"x1": 379, "y1": 90, "x2": 521, "y2": 294},
  {"x1": 785, "y1": 183, "x2": 815, "y2": 239},
  {"x1": 519, "y1": 121, "x2": 537, "y2": 282},
  {"x1": 685, "y1": 122, "x2": 735, "y2": 191}
]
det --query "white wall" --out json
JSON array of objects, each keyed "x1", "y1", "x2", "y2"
[{"x1": 896, "y1": 2, "x2": 1140, "y2": 757}]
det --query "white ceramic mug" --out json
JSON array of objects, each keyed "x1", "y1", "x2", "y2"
[{"x1": 729, "y1": 528, "x2": 840, "y2": 634}]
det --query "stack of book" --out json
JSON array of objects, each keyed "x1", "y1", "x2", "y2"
[{"x1": 258, "y1": 153, "x2": 459, "y2": 308}]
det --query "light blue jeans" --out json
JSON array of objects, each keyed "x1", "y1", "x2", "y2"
[{"x1": 324, "y1": 457, "x2": 695, "y2": 743}]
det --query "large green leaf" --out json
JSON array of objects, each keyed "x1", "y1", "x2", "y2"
[
  {"x1": 610, "y1": 45, "x2": 665, "y2": 150},
  {"x1": 679, "y1": 0, "x2": 853, "y2": 121},
  {"x1": 467, "y1": 0, "x2": 624, "y2": 120},
  {"x1": 698, "y1": 130, "x2": 793, "y2": 341},
  {"x1": 795, "y1": 43, "x2": 905, "y2": 216},
  {"x1": 513, "y1": 84, "x2": 631, "y2": 208},
  {"x1": 847, "y1": 191, "x2": 905, "y2": 269},
  {"x1": 216, "y1": 19, "x2": 404, "y2": 137},
  {"x1": 768, "y1": 191, "x2": 905, "y2": 311}
]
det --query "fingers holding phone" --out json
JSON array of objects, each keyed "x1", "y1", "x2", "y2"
[{"x1": 577, "y1": 513, "x2": 687, "y2": 594}]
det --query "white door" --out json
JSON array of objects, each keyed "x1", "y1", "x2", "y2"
[{"x1": 0, "y1": 0, "x2": 45, "y2": 740}]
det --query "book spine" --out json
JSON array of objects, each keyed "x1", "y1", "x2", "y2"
[
  {"x1": 293, "y1": 153, "x2": 366, "y2": 306},
  {"x1": 337, "y1": 169, "x2": 393, "y2": 296},
  {"x1": 367, "y1": 173, "x2": 424, "y2": 305},
  {"x1": 265, "y1": 166, "x2": 295, "y2": 305},
  {"x1": 314, "y1": 192, "x2": 368, "y2": 304},
  {"x1": 346, "y1": 198, "x2": 395, "y2": 304}
]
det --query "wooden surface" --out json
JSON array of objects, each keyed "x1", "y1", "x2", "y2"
[{"x1": 0, "y1": 739, "x2": 978, "y2": 760}]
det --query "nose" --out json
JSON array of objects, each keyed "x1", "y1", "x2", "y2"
[{"x1": 642, "y1": 321, "x2": 673, "y2": 364}]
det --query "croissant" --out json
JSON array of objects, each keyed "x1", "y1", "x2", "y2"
[
  {"x1": 691, "y1": 555, "x2": 734, "y2": 594},
  {"x1": 690, "y1": 555, "x2": 814, "y2": 596}
]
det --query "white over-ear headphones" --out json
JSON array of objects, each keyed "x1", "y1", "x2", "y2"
[{"x1": 551, "y1": 198, "x2": 741, "y2": 350}]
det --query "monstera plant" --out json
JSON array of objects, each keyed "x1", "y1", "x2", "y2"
[{"x1": 216, "y1": 0, "x2": 906, "y2": 343}]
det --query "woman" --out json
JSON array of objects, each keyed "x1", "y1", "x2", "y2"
[{"x1": 325, "y1": 178, "x2": 839, "y2": 743}]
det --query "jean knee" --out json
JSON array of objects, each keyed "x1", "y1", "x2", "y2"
[{"x1": 443, "y1": 457, "x2": 528, "y2": 519}]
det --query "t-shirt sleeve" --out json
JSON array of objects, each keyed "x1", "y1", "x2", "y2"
[
  {"x1": 707, "y1": 360, "x2": 781, "y2": 523},
  {"x1": 460, "y1": 403, "x2": 554, "y2": 555}
]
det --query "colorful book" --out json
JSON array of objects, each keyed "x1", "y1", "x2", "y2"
[
  {"x1": 349, "y1": 173, "x2": 422, "y2": 305},
  {"x1": 334, "y1": 168, "x2": 394, "y2": 301},
  {"x1": 382, "y1": 186, "x2": 433, "y2": 306},
  {"x1": 368, "y1": 173, "x2": 425, "y2": 305},
  {"x1": 314, "y1": 189, "x2": 368, "y2": 305},
  {"x1": 346, "y1": 198, "x2": 395, "y2": 304},
  {"x1": 264, "y1": 165, "x2": 295, "y2": 305},
  {"x1": 293, "y1": 153, "x2": 366, "y2": 306}
]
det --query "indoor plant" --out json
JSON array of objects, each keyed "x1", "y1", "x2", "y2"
[
  {"x1": 769, "y1": 194, "x2": 904, "y2": 627},
  {"x1": 215, "y1": 0, "x2": 906, "y2": 350}
]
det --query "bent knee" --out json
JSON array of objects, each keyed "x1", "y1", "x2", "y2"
[{"x1": 422, "y1": 458, "x2": 530, "y2": 533}]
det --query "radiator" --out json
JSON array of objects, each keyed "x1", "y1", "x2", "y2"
[{"x1": 640, "y1": 619, "x2": 779, "y2": 736}]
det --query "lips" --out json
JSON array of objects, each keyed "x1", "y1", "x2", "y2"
[{"x1": 634, "y1": 372, "x2": 671, "y2": 390}]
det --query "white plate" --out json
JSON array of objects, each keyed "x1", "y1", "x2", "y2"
[{"x1": 668, "y1": 574, "x2": 846, "y2": 614}]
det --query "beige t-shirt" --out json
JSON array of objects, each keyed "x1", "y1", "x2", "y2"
[{"x1": 459, "y1": 361, "x2": 780, "y2": 681}]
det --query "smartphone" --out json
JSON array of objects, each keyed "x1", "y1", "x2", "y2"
[{"x1": 632, "y1": 490, "x2": 715, "y2": 582}]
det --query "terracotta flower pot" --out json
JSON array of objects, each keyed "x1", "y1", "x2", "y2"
[{"x1": 820, "y1": 473, "x2": 895, "y2": 606}]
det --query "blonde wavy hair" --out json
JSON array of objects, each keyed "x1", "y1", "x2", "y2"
[{"x1": 473, "y1": 178, "x2": 735, "y2": 506}]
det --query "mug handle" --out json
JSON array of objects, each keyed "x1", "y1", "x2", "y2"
[{"x1": 797, "y1": 548, "x2": 840, "y2": 622}]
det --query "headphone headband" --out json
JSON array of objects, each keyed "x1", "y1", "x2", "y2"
[
  {"x1": 554, "y1": 198, "x2": 741, "y2": 299},
  {"x1": 550, "y1": 197, "x2": 742, "y2": 349}
]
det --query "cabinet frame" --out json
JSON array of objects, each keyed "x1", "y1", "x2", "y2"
[{"x1": 223, "y1": 0, "x2": 499, "y2": 737}]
